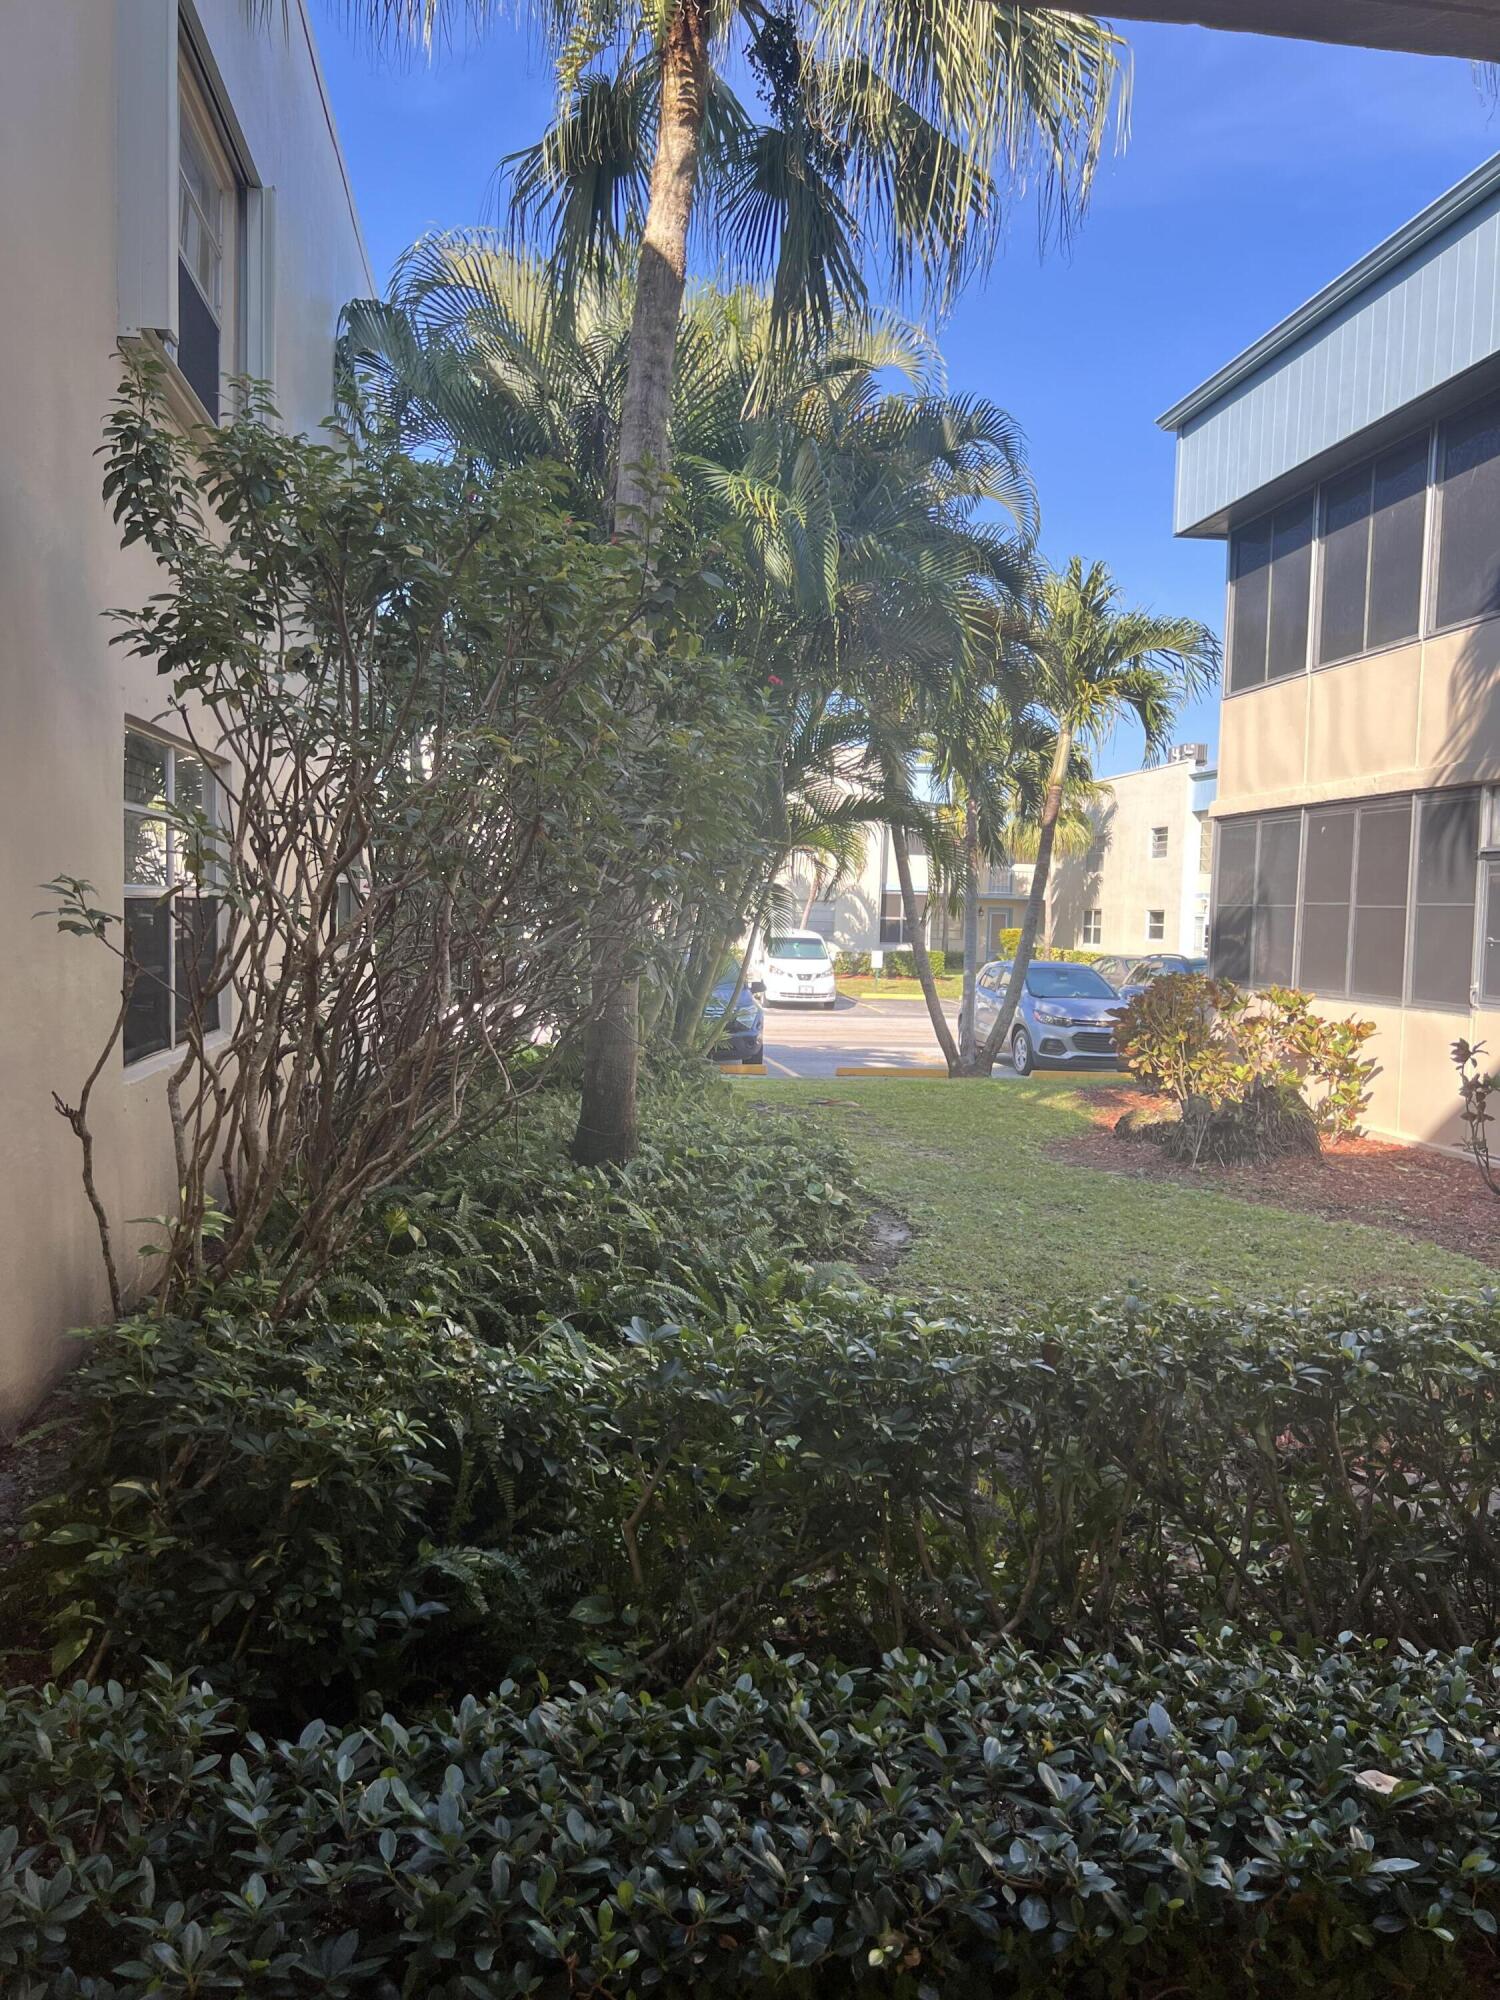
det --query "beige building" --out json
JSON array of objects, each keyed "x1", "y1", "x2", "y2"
[
  {"x1": 1161, "y1": 158, "x2": 1500, "y2": 1147},
  {"x1": 1049, "y1": 748, "x2": 1215, "y2": 960},
  {"x1": 0, "y1": 1, "x2": 370, "y2": 1424}
]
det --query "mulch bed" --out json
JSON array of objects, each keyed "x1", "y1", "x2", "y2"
[{"x1": 1052, "y1": 1084, "x2": 1500, "y2": 1267}]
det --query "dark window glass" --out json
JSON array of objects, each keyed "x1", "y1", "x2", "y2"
[
  {"x1": 1258, "y1": 815, "x2": 1302, "y2": 905},
  {"x1": 1350, "y1": 803, "x2": 1411, "y2": 1000},
  {"x1": 879, "y1": 892, "x2": 925, "y2": 947},
  {"x1": 1481, "y1": 861, "x2": 1500, "y2": 1004},
  {"x1": 123, "y1": 901, "x2": 171, "y2": 1063},
  {"x1": 1366, "y1": 437, "x2": 1428, "y2": 650},
  {"x1": 1251, "y1": 816, "x2": 1301, "y2": 987},
  {"x1": 177, "y1": 259, "x2": 220, "y2": 422},
  {"x1": 1437, "y1": 398, "x2": 1500, "y2": 629},
  {"x1": 1215, "y1": 821, "x2": 1258, "y2": 905},
  {"x1": 174, "y1": 898, "x2": 222, "y2": 1041},
  {"x1": 1300, "y1": 808, "x2": 1354, "y2": 994},
  {"x1": 1211, "y1": 905, "x2": 1252, "y2": 984},
  {"x1": 1411, "y1": 791, "x2": 1480, "y2": 1006},
  {"x1": 1317, "y1": 466, "x2": 1371, "y2": 665},
  {"x1": 1229, "y1": 522, "x2": 1271, "y2": 693},
  {"x1": 1267, "y1": 497, "x2": 1313, "y2": 681}
]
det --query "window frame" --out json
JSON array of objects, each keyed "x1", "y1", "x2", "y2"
[
  {"x1": 1209, "y1": 788, "x2": 1483, "y2": 1011},
  {"x1": 171, "y1": 42, "x2": 246, "y2": 426},
  {"x1": 1223, "y1": 389, "x2": 1500, "y2": 701},
  {"x1": 1150, "y1": 825, "x2": 1169, "y2": 860},
  {"x1": 1081, "y1": 909, "x2": 1102, "y2": 946},
  {"x1": 123, "y1": 726, "x2": 227, "y2": 1070},
  {"x1": 1146, "y1": 909, "x2": 1166, "y2": 943}
]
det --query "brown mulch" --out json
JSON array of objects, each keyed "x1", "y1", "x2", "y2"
[{"x1": 1052, "y1": 1084, "x2": 1500, "y2": 1267}]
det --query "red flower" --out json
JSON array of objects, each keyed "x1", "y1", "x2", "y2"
[{"x1": 768, "y1": 674, "x2": 783, "y2": 686}]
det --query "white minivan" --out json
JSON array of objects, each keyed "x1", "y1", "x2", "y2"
[{"x1": 762, "y1": 929, "x2": 837, "y2": 1008}]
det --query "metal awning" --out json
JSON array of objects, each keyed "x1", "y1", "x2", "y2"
[{"x1": 1053, "y1": 1, "x2": 1500, "y2": 62}]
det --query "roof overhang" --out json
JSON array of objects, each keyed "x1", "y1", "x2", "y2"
[{"x1": 1053, "y1": 0, "x2": 1500, "y2": 61}]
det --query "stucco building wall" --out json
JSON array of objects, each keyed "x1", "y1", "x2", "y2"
[{"x1": 0, "y1": 1, "x2": 370, "y2": 1425}]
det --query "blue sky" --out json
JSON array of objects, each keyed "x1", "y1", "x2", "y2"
[{"x1": 311, "y1": 9, "x2": 1500, "y2": 773}]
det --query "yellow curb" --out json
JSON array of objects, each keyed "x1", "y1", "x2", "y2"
[
  {"x1": 834, "y1": 1065, "x2": 951, "y2": 1078},
  {"x1": 718, "y1": 1063, "x2": 768, "y2": 1075}
]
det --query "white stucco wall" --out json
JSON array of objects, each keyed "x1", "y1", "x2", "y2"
[
  {"x1": 0, "y1": 1, "x2": 370, "y2": 1424},
  {"x1": 1049, "y1": 760, "x2": 1213, "y2": 957}
]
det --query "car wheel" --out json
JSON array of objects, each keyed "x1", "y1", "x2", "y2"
[{"x1": 1011, "y1": 1026, "x2": 1035, "y2": 1076}]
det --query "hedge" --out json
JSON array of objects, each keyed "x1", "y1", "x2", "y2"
[
  {"x1": 10, "y1": 1292, "x2": 1500, "y2": 1705},
  {"x1": 2, "y1": 1640, "x2": 1496, "y2": 1997}
]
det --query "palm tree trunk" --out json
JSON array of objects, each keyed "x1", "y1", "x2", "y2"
[
  {"x1": 573, "y1": 0, "x2": 710, "y2": 1166},
  {"x1": 957, "y1": 797, "x2": 981, "y2": 1069},
  {"x1": 977, "y1": 726, "x2": 1072, "y2": 1070},
  {"x1": 890, "y1": 825, "x2": 960, "y2": 1074}
]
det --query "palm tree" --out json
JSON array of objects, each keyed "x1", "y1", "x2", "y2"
[
  {"x1": 298, "y1": 0, "x2": 1128, "y2": 1160},
  {"x1": 975, "y1": 557, "x2": 1221, "y2": 1073}
]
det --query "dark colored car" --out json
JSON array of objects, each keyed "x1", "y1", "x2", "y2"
[
  {"x1": 1097, "y1": 952, "x2": 1208, "y2": 1003},
  {"x1": 704, "y1": 974, "x2": 764, "y2": 1063}
]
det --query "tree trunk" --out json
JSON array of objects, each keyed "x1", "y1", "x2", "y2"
[
  {"x1": 573, "y1": 940, "x2": 641, "y2": 1167},
  {"x1": 977, "y1": 727, "x2": 1072, "y2": 1070},
  {"x1": 573, "y1": 0, "x2": 709, "y2": 1166},
  {"x1": 891, "y1": 825, "x2": 960, "y2": 1074},
  {"x1": 957, "y1": 797, "x2": 981, "y2": 1069}
]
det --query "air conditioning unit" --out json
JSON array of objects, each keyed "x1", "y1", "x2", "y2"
[{"x1": 1168, "y1": 743, "x2": 1209, "y2": 767}]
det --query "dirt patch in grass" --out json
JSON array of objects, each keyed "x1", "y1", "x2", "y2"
[
  {"x1": 857, "y1": 1209, "x2": 914, "y2": 1283},
  {"x1": 1053, "y1": 1084, "x2": 1499, "y2": 1269}
]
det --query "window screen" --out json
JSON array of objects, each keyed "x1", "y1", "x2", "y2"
[
  {"x1": 1411, "y1": 791, "x2": 1480, "y2": 1006},
  {"x1": 1481, "y1": 860, "x2": 1500, "y2": 1004},
  {"x1": 1266, "y1": 498, "x2": 1313, "y2": 682},
  {"x1": 1210, "y1": 819, "x2": 1257, "y2": 981},
  {"x1": 1299, "y1": 807, "x2": 1354, "y2": 994},
  {"x1": 1317, "y1": 437, "x2": 1428, "y2": 664},
  {"x1": 1437, "y1": 398, "x2": 1500, "y2": 630},
  {"x1": 1253, "y1": 815, "x2": 1301, "y2": 986},
  {"x1": 123, "y1": 730, "x2": 223, "y2": 1063},
  {"x1": 1228, "y1": 521, "x2": 1272, "y2": 694},
  {"x1": 1350, "y1": 802, "x2": 1411, "y2": 1000}
]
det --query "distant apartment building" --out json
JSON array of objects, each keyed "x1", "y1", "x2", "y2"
[
  {"x1": 0, "y1": 2, "x2": 371, "y2": 1423},
  {"x1": 1160, "y1": 157, "x2": 1500, "y2": 1147},
  {"x1": 1049, "y1": 747, "x2": 1216, "y2": 959},
  {"x1": 781, "y1": 748, "x2": 1215, "y2": 964}
]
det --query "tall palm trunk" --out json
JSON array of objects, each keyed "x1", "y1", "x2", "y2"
[
  {"x1": 573, "y1": 0, "x2": 710, "y2": 1167},
  {"x1": 890, "y1": 826, "x2": 960, "y2": 1074},
  {"x1": 957, "y1": 796, "x2": 981, "y2": 1069},
  {"x1": 977, "y1": 725, "x2": 1072, "y2": 1069}
]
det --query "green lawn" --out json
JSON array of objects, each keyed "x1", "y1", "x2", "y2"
[
  {"x1": 745, "y1": 1074, "x2": 1493, "y2": 1308},
  {"x1": 837, "y1": 974, "x2": 962, "y2": 1000}
]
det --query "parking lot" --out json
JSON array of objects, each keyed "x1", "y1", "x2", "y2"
[{"x1": 759, "y1": 992, "x2": 1000, "y2": 1080}]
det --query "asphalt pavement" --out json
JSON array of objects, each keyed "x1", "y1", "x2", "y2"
[{"x1": 759, "y1": 992, "x2": 1005, "y2": 1080}]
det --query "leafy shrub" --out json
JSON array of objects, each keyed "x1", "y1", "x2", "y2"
[
  {"x1": 2, "y1": 1641, "x2": 1496, "y2": 1998},
  {"x1": 1117, "y1": 976, "x2": 1378, "y2": 1164},
  {"x1": 315, "y1": 1087, "x2": 862, "y2": 1341},
  {"x1": 835, "y1": 950, "x2": 872, "y2": 975},
  {"x1": 1453, "y1": 1039, "x2": 1499, "y2": 1198},
  {"x1": 12, "y1": 1292, "x2": 1500, "y2": 1705},
  {"x1": 993, "y1": 929, "x2": 1097, "y2": 965}
]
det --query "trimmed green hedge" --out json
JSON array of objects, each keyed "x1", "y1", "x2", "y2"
[
  {"x1": 2, "y1": 1641, "x2": 1496, "y2": 1997},
  {"x1": 10, "y1": 1292, "x2": 1500, "y2": 1705}
]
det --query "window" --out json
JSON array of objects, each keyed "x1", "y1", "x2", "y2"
[
  {"x1": 1229, "y1": 494, "x2": 1313, "y2": 692},
  {"x1": 1436, "y1": 395, "x2": 1500, "y2": 630},
  {"x1": 123, "y1": 729, "x2": 222, "y2": 1065},
  {"x1": 1480, "y1": 861, "x2": 1500, "y2": 1005},
  {"x1": 806, "y1": 899, "x2": 836, "y2": 940},
  {"x1": 1298, "y1": 800, "x2": 1411, "y2": 1001},
  {"x1": 1316, "y1": 435, "x2": 1427, "y2": 664},
  {"x1": 176, "y1": 57, "x2": 241, "y2": 421},
  {"x1": 1082, "y1": 909, "x2": 1102, "y2": 945},
  {"x1": 1212, "y1": 792, "x2": 1481, "y2": 1007},
  {"x1": 1411, "y1": 791, "x2": 1481, "y2": 1007},
  {"x1": 1150, "y1": 826, "x2": 1169, "y2": 860},
  {"x1": 1146, "y1": 909, "x2": 1166, "y2": 942},
  {"x1": 1210, "y1": 814, "x2": 1302, "y2": 987},
  {"x1": 879, "y1": 891, "x2": 925, "y2": 947}
]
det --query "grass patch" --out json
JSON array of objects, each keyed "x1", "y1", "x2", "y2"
[
  {"x1": 837, "y1": 974, "x2": 961, "y2": 999},
  {"x1": 746, "y1": 1074, "x2": 1493, "y2": 1307}
]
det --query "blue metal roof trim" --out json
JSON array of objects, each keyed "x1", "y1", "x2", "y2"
[{"x1": 1159, "y1": 152, "x2": 1500, "y2": 535}]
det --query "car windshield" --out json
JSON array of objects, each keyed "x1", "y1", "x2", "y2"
[
  {"x1": 768, "y1": 937, "x2": 829, "y2": 961},
  {"x1": 1025, "y1": 964, "x2": 1116, "y2": 1000}
]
